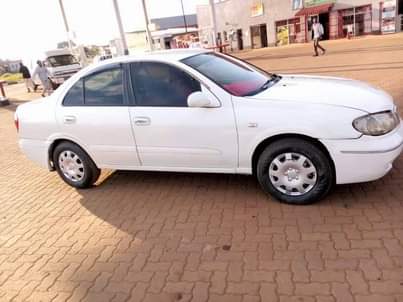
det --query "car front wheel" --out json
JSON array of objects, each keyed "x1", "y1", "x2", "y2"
[
  {"x1": 257, "y1": 138, "x2": 334, "y2": 205},
  {"x1": 53, "y1": 142, "x2": 100, "y2": 189}
]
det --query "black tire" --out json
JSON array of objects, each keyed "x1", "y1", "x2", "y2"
[
  {"x1": 53, "y1": 142, "x2": 100, "y2": 189},
  {"x1": 256, "y1": 138, "x2": 334, "y2": 205}
]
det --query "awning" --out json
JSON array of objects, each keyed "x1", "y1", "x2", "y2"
[{"x1": 295, "y1": 3, "x2": 333, "y2": 16}]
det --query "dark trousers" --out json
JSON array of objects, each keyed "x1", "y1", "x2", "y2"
[{"x1": 313, "y1": 38, "x2": 325, "y2": 55}]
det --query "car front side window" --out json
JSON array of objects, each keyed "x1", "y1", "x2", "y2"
[{"x1": 130, "y1": 62, "x2": 201, "y2": 107}]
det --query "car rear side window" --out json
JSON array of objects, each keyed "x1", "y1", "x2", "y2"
[
  {"x1": 84, "y1": 68, "x2": 124, "y2": 106},
  {"x1": 63, "y1": 80, "x2": 84, "y2": 106},
  {"x1": 130, "y1": 62, "x2": 201, "y2": 107}
]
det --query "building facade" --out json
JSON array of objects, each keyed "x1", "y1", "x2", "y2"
[
  {"x1": 126, "y1": 14, "x2": 199, "y2": 52},
  {"x1": 197, "y1": 0, "x2": 400, "y2": 50},
  {"x1": 0, "y1": 60, "x2": 22, "y2": 73}
]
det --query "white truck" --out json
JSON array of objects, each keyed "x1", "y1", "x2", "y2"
[{"x1": 42, "y1": 49, "x2": 81, "y2": 89}]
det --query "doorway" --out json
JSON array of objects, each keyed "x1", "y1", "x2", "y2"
[
  {"x1": 319, "y1": 12, "x2": 330, "y2": 40},
  {"x1": 237, "y1": 29, "x2": 244, "y2": 50},
  {"x1": 250, "y1": 24, "x2": 268, "y2": 48},
  {"x1": 260, "y1": 24, "x2": 268, "y2": 47}
]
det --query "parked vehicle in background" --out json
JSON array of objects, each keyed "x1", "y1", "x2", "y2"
[
  {"x1": 42, "y1": 49, "x2": 81, "y2": 89},
  {"x1": 15, "y1": 49, "x2": 403, "y2": 205}
]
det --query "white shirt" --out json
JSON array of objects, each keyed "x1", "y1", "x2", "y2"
[
  {"x1": 312, "y1": 23, "x2": 324, "y2": 39},
  {"x1": 32, "y1": 65, "x2": 49, "y2": 83}
]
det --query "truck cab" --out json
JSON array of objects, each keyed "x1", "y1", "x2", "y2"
[{"x1": 43, "y1": 49, "x2": 81, "y2": 89}]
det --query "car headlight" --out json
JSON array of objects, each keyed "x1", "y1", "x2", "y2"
[{"x1": 353, "y1": 111, "x2": 400, "y2": 136}]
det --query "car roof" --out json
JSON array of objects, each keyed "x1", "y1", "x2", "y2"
[{"x1": 94, "y1": 48, "x2": 210, "y2": 68}]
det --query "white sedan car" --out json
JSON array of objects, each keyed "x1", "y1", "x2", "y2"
[{"x1": 15, "y1": 49, "x2": 403, "y2": 205}]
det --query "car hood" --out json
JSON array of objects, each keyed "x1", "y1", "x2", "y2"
[{"x1": 248, "y1": 75, "x2": 395, "y2": 113}]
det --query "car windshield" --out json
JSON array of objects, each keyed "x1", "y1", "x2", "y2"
[
  {"x1": 47, "y1": 55, "x2": 78, "y2": 67},
  {"x1": 181, "y1": 52, "x2": 276, "y2": 96}
]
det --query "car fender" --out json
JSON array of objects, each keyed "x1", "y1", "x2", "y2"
[{"x1": 46, "y1": 133, "x2": 98, "y2": 166}]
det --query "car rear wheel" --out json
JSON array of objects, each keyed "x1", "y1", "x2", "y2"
[
  {"x1": 257, "y1": 138, "x2": 334, "y2": 205},
  {"x1": 53, "y1": 142, "x2": 100, "y2": 189}
]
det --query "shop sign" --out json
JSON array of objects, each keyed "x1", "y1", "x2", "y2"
[
  {"x1": 303, "y1": 0, "x2": 334, "y2": 7},
  {"x1": 382, "y1": 0, "x2": 396, "y2": 33},
  {"x1": 251, "y1": 1, "x2": 264, "y2": 17}
]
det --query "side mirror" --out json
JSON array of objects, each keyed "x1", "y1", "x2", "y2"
[{"x1": 187, "y1": 91, "x2": 220, "y2": 108}]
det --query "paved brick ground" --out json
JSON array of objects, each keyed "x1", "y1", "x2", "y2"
[{"x1": 1, "y1": 34, "x2": 403, "y2": 302}]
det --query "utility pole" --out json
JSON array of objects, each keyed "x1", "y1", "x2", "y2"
[
  {"x1": 208, "y1": 0, "x2": 218, "y2": 47},
  {"x1": 141, "y1": 0, "x2": 154, "y2": 51},
  {"x1": 58, "y1": 0, "x2": 73, "y2": 52},
  {"x1": 112, "y1": 0, "x2": 129, "y2": 55},
  {"x1": 180, "y1": 0, "x2": 188, "y2": 33}
]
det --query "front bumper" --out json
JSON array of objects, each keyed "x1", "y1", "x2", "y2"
[
  {"x1": 50, "y1": 77, "x2": 68, "y2": 84},
  {"x1": 321, "y1": 123, "x2": 403, "y2": 184}
]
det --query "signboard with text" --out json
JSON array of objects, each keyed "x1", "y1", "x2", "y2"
[
  {"x1": 303, "y1": 0, "x2": 334, "y2": 7},
  {"x1": 251, "y1": 1, "x2": 264, "y2": 17}
]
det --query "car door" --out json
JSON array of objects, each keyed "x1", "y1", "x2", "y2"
[
  {"x1": 56, "y1": 64, "x2": 140, "y2": 168},
  {"x1": 127, "y1": 61, "x2": 238, "y2": 172}
]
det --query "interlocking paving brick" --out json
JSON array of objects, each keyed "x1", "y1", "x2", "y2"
[{"x1": 2, "y1": 33, "x2": 403, "y2": 301}]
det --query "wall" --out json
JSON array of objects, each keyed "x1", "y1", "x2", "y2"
[
  {"x1": 212, "y1": 0, "x2": 299, "y2": 48},
  {"x1": 126, "y1": 31, "x2": 148, "y2": 52},
  {"x1": 197, "y1": 0, "x2": 310, "y2": 49}
]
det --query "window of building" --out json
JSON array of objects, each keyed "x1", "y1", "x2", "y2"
[
  {"x1": 63, "y1": 79, "x2": 84, "y2": 106},
  {"x1": 292, "y1": 0, "x2": 303, "y2": 10},
  {"x1": 131, "y1": 62, "x2": 201, "y2": 107},
  {"x1": 84, "y1": 68, "x2": 124, "y2": 106}
]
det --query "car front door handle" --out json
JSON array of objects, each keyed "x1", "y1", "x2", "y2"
[
  {"x1": 134, "y1": 116, "x2": 151, "y2": 126},
  {"x1": 63, "y1": 115, "x2": 76, "y2": 124}
]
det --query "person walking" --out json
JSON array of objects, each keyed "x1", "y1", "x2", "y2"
[
  {"x1": 31, "y1": 60, "x2": 51, "y2": 97},
  {"x1": 19, "y1": 63, "x2": 34, "y2": 93},
  {"x1": 312, "y1": 18, "x2": 326, "y2": 57}
]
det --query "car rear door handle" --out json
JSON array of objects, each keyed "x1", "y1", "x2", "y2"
[
  {"x1": 134, "y1": 116, "x2": 151, "y2": 126},
  {"x1": 63, "y1": 115, "x2": 76, "y2": 124}
]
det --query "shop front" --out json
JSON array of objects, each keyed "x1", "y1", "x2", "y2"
[
  {"x1": 295, "y1": 1, "x2": 334, "y2": 42},
  {"x1": 338, "y1": 5, "x2": 372, "y2": 37},
  {"x1": 292, "y1": 0, "x2": 374, "y2": 43},
  {"x1": 275, "y1": 17, "x2": 305, "y2": 46}
]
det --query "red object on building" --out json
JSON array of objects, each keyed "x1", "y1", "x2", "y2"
[{"x1": 295, "y1": 3, "x2": 334, "y2": 17}]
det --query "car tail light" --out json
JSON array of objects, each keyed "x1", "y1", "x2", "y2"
[{"x1": 14, "y1": 115, "x2": 19, "y2": 132}]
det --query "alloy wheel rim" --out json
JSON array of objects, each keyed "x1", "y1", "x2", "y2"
[
  {"x1": 58, "y1": 150, "x2": 85, "y2": 182},
  {"x1": 269, "y1": 152, "x2": 317, "y2": 196}
]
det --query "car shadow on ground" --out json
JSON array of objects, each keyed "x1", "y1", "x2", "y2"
[
  {"x1": 77, "y1": 168, "x2": 402, "y2": 237},
  {"x1": 72, "y1": 167, "x2": 402, "y2": 302}
]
